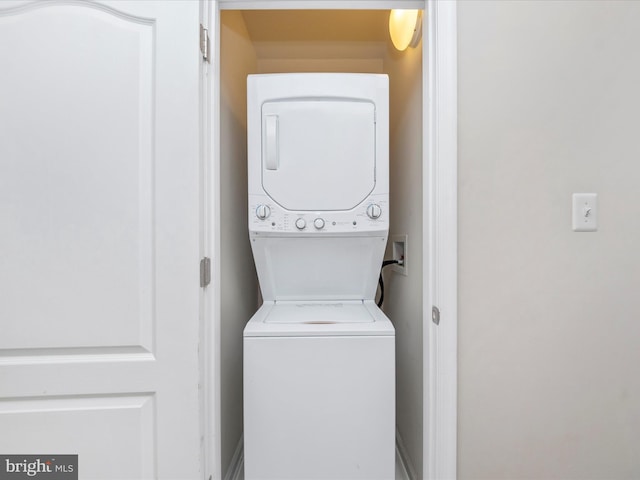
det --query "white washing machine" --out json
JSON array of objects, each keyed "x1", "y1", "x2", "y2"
[{"x1": 243, "y1": 73, "x2": 395, "y2": 480}]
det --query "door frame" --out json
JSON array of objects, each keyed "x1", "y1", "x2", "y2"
[
  {"x1": 424, "y1": 1, "x2": 458, "y2": 479},
  {"x1": 202, "y1": 1, "x2": 458, "y2": 478}
]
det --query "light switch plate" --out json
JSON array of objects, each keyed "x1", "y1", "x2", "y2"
[{"x1": 572, "y1": 193, "x2": 597, "y2": 232}]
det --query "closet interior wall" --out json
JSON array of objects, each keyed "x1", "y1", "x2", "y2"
[
  {"x1": 219, "y1": 11, "x2": 259, "y2": 477},
  {"x1": 219, "y1": 9, "x2": 424, "y2": 477}
]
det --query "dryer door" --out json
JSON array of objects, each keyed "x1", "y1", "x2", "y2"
[{"x1": 261, "y1": 99, "x2": 376, "y2": 211}]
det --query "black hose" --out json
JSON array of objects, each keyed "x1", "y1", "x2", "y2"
[{"x1": 376, "y1": 259, "x2": 400, "y2": 308}]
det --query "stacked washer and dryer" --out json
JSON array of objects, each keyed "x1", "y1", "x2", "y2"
[{"x1": 243, "y1": 73, "x2": 395, "y2": 480}]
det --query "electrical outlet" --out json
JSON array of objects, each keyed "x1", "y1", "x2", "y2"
[
  {"x1": 572, "y1": 193, "x2": 598, "y2": 232},
  {"x1": 391, "y1": 235, "x2": 407, "y2": 276}
]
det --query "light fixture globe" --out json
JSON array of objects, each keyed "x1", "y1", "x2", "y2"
[{"x1": 389, "y1": 9, "x2": 423, "y2": 51}]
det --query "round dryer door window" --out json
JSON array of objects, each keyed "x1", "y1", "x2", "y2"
[{"x1": 261, "y1": 99, "x2": 376, "y2": 211}]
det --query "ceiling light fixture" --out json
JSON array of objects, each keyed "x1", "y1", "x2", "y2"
[{"x1": 389, "y1": 9, "x2": 423, "y2": 51}]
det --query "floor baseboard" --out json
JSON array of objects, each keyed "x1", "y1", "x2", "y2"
[
  {"x1": 223, "y1": 435, "x2": 244, "y2": 480},
  {"x1": 395, "y1": 429, "x2": 417, "y2": 480}
]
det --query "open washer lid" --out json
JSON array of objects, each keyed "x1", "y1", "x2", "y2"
[{"x1": 250, "y1": 234, "x2": 387, "y2": 302}]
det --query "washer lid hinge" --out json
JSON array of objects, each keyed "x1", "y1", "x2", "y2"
[{"x1": 200, "y1": 257, "x2": 211, "y2": 288}]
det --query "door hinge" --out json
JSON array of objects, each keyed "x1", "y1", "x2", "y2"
[
  {"x1": 432, "y1": 306, "x2": 441, "y2": 326},
  {"x1": 200, "y1": 24, "x2": 210, "y2": 62},
  {"x1": 200, "y1": 257, "x2": 211, "y2": 288}
]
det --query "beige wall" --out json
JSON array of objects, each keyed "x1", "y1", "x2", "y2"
[
  {"x1": 458, "y1": 1, "x2": 640, "y2": 478},
  {"x1": 219, "y1": 11, "x2": 259, "y2": 478}
]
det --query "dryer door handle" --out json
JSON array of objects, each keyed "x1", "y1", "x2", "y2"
[{"x1": 264, "y1": 115, "x2": 279, "y2": 170}]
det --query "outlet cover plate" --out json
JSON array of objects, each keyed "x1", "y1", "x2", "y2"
[{"x1": 391, "y1": 234, "x2": 408, "y2": 276}]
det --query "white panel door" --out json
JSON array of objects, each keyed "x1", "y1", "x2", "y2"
[{"x1": 0, "y1": 1, "x2": 201, "y2": 478}]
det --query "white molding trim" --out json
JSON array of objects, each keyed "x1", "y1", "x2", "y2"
[
  {"x1": 218, "y1": 1, "x2": 423, "y2": 10},
  {"x1": 223, "y1": 435, "x2": 244, "y2": 480},
  {"x1": 204, "y1": 1, "x2": 222, "y2": 479},
  {"x1": 424, "y1": 1, "x2": 458, "y2": 480}
]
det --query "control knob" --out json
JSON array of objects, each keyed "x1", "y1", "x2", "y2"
[
  {"x1": 295, "y1": 218, "x2": 306, "y2": 230},
  {"x1": 255, "y1": 204, "x2": 271, "y2": 220},
  {"x1": 366, "y1": 204, "x2": 382, "y2": 219},
  {"x1": 313, "y1": 218, "x2": 325, "y2": 230}
]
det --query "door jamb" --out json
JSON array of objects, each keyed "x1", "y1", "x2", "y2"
[
  {"x1": 425, "y1": 1, "x2": 458, "y2": 479},
  {"x1": 200, "y1": 1, "x2": 221, "y2": 478},
  {"x1": 204, "y1": 1, "x2": 458, "y2": 479}
]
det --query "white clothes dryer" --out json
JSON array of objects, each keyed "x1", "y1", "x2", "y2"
[{"x1": 243, "y1": 73, "x2": 395, "y2": 480}]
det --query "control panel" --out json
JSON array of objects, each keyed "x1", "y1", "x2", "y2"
[{"x1": 249, "y1": 194, "x2": 389, "y2": 234}]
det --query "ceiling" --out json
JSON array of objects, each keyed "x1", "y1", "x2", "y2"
[{"x1": 241, "y1": 10, "x2": 390, "y2": 43}]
